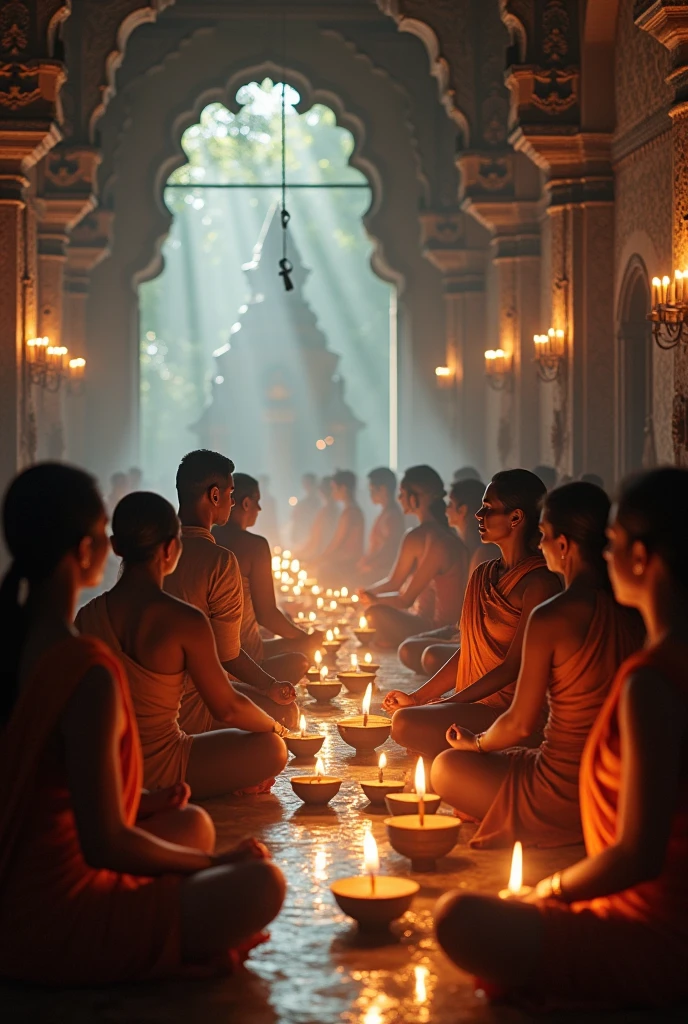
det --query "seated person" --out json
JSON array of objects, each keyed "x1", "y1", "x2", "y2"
[
  {"x1": 434, "y1": 468, "x2": 688, "y2": 1012},
  {"x1": 383, "y1": 469, "x2": 560, "y2": 759},
  {"x1": 357, "y1": 466, "x2": 405, "y2": 588},
  {"x1": 432, "y1": 482, "x2": 643, "y2": 847},
  {"x1": 0, "y1": 464, "x2": 285, "y2": 986},
  {"x1": 313, "y1": 469, "x2": 365, "y2": 588},
  {"x1": 77, "y1": 491, "x2": 289, "y2": 800},
  {"x1": 214, "y1": 473, "x2": 319, "y2": 682},
  {"x1": 297, "y1": 475, "x2": 339, "y2": 563},
  {"x1": 362, "y1": 466, "x2": 467, "y2": 650},
  {"x1": 290, "y1": 472, "x2": 321, "y2": 550},
  {"x1": 398, "y1": 476, "x2": 498, "y2": 675},
  {"x1": 164, "y1": 450, "x2": 298, "y2": 731}
]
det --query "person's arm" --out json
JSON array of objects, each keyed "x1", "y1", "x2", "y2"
[
  {"x1": 372, "y1": 535, "x2": 445, "y2": 610},
  {"x1": 383, "y1": 647, "x2": 460, "y2": 711},
  {"x1": 61, "y1": 665, "x2": 213, "y2": 875},
  {"x1": 443, "y1": 571, "x2": 559, "y2": 705},
  {"x1": 446, "y1": 605, "x2": 555, "y2": 750},
  {"x1": 363, "y1": 530, "x2": 418, "y2": 599},
  {"x1": 250, "y1": 537, "x2": 305, "y2": 640},
  {"x1": 530, "y1": 667, "x2": 686, "y2": 903},
  {"x1": 184, "y1": 611, "x2": 281, "y2": 731}
]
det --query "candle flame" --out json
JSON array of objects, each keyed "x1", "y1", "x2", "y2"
[
  {"x1": 414, "y1": 756, "x2": 426, "y2": 798},
  {"x1": 271, "y1": 555, "x2": 281, "y2": 571},
  {"x1": 341, "y1": 586, "x2": 348, "y2": 597},
  {"x1": 314, "y1": 650, "x2": 322, "y2": 666},
  {"x1": 290, "y1": 559, "x2": 300, "y2": 572},
  {"x1": 352, "y1": 594, "x2": 359, "y2": 603},
  {"x1": 334, "y1": 590, "x2": 340, "y2": 598},
  {"x1": 326, "y1": 629, "x2": 334, "y2": 642},
  {"x1": 300, "y1": 714, "x2": 307, "y2": 738},
  {"x1": 333, "y1": 626, "x2": 340, "y2": 637},
  {"x1": 414, "y1": 965, "x2": 428, "y2": 1004},
  {"x1": 350, "y1": 652, "x2": 358, "y2": 671},
  {"x1": 359, "y1": 615, "x2": 368, "y2": 629},
  {"x1": 363, "y1": 829, "x2": 379, "y2": 874},
  {"x1": 319, "y1": 666, "x2": 328, "y2": 681},
  {"x1": 312, "y1": 585, "x2": 320, "y2": 595},
  {"x1": 283, "y1": 550, "x2": 292, "y2": 559},
  {"x1": 315, "y1": 757, "x2": 325, "y2": 778},
  {"x1": 317, "y1": 597, "x2": 324, "y2": 609},
  {"x1": 362, "y1": 682, "x2": 373, "y2": 718},
  {"x1": 329, "y1": 600, "x2": 337, "y2": 610},
  {"x1": 378, "y1": 752, "x2": 387, "y2": 771},
  {"x1": 508, "y1": 841, "x2": 523, "y2": 893},
  {"x1": 309, "y1": 611, "x2": 316, "y2": 621},
  {"x1": 364, "y1": 652, "x2": 372, "y2": 665}
]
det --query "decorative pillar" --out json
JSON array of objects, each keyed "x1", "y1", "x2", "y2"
[
  {"x1": 636, "y1": 2, "x2": 688, "y2": 466},
  {"x1": 420, "y1": 211, "x2": 489, "y2": 474},
  {"x1": 0, "y1": 3, "x2": 67, "y2": 507}
]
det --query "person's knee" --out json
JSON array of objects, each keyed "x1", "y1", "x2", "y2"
[
  {"x1": 180, "y1": 804, "x2": 216, "y2": 851},
  {"x1": 422, "y1": 645, "x2": 451, "y2": 675},
  {"x1": 257, "y1": 731, "x2": 289, "y2": 777},
  {"x1": 366, "y1": 603, "x2": 390, "y2": 629},
  {"x1": 398, "y1": 640, "x2": 421, "y2": 673},
  {"x1": 430, "y1": 749, "x2": 453, "y2": 797},
  {"x1": 251, "y1": 860, "x2": 286, "y2": 922},
  {"x1": 390, "y1": 706, "x2": 417, "y2": 748},
  {"x1": 434, "y1": 892, "x2": 485, "y2": 958}
]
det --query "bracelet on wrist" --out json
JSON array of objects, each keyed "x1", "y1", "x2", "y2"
[
  {"x1": 474, "y1": 731, "x2": 485, "y2": 753},
  {"x1": 550, "y1": 871, "x2": 564, "y2": 900}
]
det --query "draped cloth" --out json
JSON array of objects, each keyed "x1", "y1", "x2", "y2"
[
  {"x1": 520, "y1": 639, "x2": 688, "y2": 1009},
  {"x1": 455, "y1": 555, "x2": 550, "y2": 710},
  {"x1": 0, "y1": 635, "x2": 182, "y2": 985},
  {"x1": 471, "y1": 592, "x2": 643, "y2": 848},
  {"x1": 77, "y1": 595, "x2": 192, "y2": 789}
]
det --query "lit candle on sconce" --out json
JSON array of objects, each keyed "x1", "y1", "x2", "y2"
[
  {"x1": 46, "y1": 345, "x2": 69, "y2": 372},
  {"x1": 652, "y1": 276, "x2": 661, "y2": 306},
  {"x1": 68, "y1": 357, "x2": 86, "y2": 382},
  {"x1": 662, "y1": 275, "x2": 670, "y2": 304},
  {"x1": 25, "y1": 336, "x2": 49, "y2": 365}
]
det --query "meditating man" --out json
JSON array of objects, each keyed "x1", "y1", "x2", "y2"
[
  {"x1": 0, "y1": 464, "x2": 285, "y2": 986},
  {"x1": 357, "y1": 466, "x2": 406, "y2": 587},
  {"x1": 384, "y1": 469, "x2": 560, "y2": 758},
  {"x1": 290, "y1": 472, "x2": 320, "y2": 550},
  {"x1": 214, "y1": 473, "x2": 318, "y2": 682},
  {"x1": 434, "y1": 467, "x2": 688, "y2": 1011},
  {"x1": 432, "y1": 482, "x2": 643, "y2": 848},
  {"x1": 77, "y1": 491, "x2": 289, "y2": 799},
  {"x1": 361, "y1": 465, "x2": 467, "y2": 650},
  {"x1": 164, "y1": 450, "x2": 298, "y2": 732},
  {"x1": 314, "y1": 469, "x2": 365, "y2": 588},
  {"x1": 297, "y1": 475, "x2": 339, "y2": 563}
]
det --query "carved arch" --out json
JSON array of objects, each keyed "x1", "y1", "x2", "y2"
[{"x1": 617, "y1": 254, "x2": 654, "y2": 472}]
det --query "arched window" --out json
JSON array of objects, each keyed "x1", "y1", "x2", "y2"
[{"x1": 618, "y1": 257, "x2": 654, "y2": 474}]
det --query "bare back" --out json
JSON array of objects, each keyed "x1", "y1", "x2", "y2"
[{"x1": 103, "y1": 580, "x2": 203, "y2": 675}]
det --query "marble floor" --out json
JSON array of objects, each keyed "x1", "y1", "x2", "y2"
[{"x1": 1, "y1": 646, "x2": 684, "y2": 1024}]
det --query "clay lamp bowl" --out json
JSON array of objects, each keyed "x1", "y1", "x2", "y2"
[
  {"x1": 353, "y1": 624, "x2": 377, "y2": 646},
  {"x1": 337, "y1": 588, "x2": 354, "y2": 607},
  {"x1": 306, "y1": 678, "x2": 343, "y2": 703},
  {"x1": 330, "y1": 831, "x2": 419, "y2": 932},
  {"x1": 384, "y1": 757, "x2": 459, "y2": 870},
  {"x1": 337, "y1": 683, "x2": 391, "y2": 752},
  {"x1": 360, "y1": 753, "x2": 405, "y2": 806},
  {"x1": 385, "y1": 792, "x2": 441, "y2": 817},
  {"x1": 338, "y1": 670, "x2": 376, "y2": 695},
  {"x1": 291, "y1": 757, "x2": 342, "y2": 805},
  {"x1": 306, "y1": 650, "x2": 326, "y2": 683},
  {"x1": 359, "y1": 653, "x2": 380, "y2": 675},
  {"x1": 285, "y1": 715, "x2": 325, "y2": 759}
]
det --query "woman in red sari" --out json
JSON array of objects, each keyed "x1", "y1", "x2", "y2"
[
  {"x1": 0, "y1": 464, "x2": 285, "y2": 986},
  {"x1": 434, "y1": 467, "x2": 688, "y2": 1010}
]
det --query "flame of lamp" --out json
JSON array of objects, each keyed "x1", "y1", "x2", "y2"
[
  {"x1": 329, "y1": 831, "x2": 419, "y2": 930},
  {"x1": 498, "y1": 840, "x2": 533, "y2": 899}
]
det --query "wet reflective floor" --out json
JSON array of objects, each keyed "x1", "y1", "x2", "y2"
[{"x1": 2, "y1": 648, "x2": 683, "y2": 1023}]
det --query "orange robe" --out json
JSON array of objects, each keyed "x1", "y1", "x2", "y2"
[
  {"x1": 471, "y1": 592, "x2": 643, "y2": 848},
  {"x1": 0, "y1": 635, "x2": 182, "y2": 985},
  {"x1": 77, "y1": 595, "x2": 192, "y2": 789},
  {"x1": 455, "y1": 555, "x2": 553, "y2": 712},
  {"x1": 525, "y1": 639, "x2": 688, "y2": 1008}
]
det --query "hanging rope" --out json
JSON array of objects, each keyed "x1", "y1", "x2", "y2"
[{"x1": 278, "y1": 12, "x2": 293, "y2": 292}]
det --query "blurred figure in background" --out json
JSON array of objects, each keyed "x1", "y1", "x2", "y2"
[
  {"x1": 313, "y1": 470, "x2": 364, "y2": 588},
  {"x1": 290, "y1": 473, "x2": 320, "y2": 550},
  {"x1": 257, "y1": 475, "x2": 281, "y2": 549},
  {"x1": 297, "y1": 475, "x2": 339, "y2": 565},
  {"x1": 532, "y1": 464, "x2": 557, "y2": 491},
  {"x1": 358, "y1": 467, "x2": 405, "y2": 588},
  {"x1": 452, "y1": 466, "x2": 481, "y2": 483}
]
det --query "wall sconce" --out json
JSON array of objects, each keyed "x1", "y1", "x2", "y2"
[
  {"x1": 484, "y1": 349, "x2": 511, "y2": 391},
  {"x1": 649, "y1": 270, "x2": 688, "y2": 349},
  {"x1": 434, "y1": 365, "x2": 453, "y2": 387},
  {"x1": 533, "y1": 328, "x2": 566, "y2": 382},
  {"x1": 26, "y1": 337, "x2": 86, "y2": 392}
]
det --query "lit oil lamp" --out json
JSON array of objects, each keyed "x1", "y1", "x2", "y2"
[
  {"x1": 322, "y1": 628, "x2": 343, "y2": 665},
  {"x1": 338, "y1": 651, "x2": 376, "y2": 695},
  {"x1": 353, "y1": 615, "x2": 377, "y2": 645},
  {"x1": 291, "y1": 755, "x2": 342, "y2": 805},
  {"x1": 306, "y1": 649, "x2": 324, "y2": 682},
  {"x1": 329, "y1": 830, "x2": 419, "y2": 932},
  {"x1": 285, "y1": 714, "x2": 325, "y2": 759},
  {"x1": 338, "y1": 585, "x2": 353, "y2": 606},
  {"x1": 385, "y1": 758, "x2": 460, "y2": 870},
  {"x1": 360, "y1": 752, "x2": 405, "y2": 806},
  {"x1": 338, "y1": 682, "x2": 391, "y2": 752},
  {"x1": 498, "y1": 841, "x2": 532, "y2": 899},
  {"x1": 306, "y1": 664, "x2": 342, "y2": 703},
  {"x1": 362, "y1": 651, "x2": 380, "y2": 675}
]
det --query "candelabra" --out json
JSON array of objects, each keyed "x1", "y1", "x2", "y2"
[
  {"x1": 533, "y1": 328, "x2": 566, "y2": 382},
  {"x1": 434, "y1": 365, "x2": 454, "y2": 388},
  {"x1": 484, "y1": 349, "x2": 511, "y2": 391},
  {"x1": 26, "y1": 338, "x2": 86, "y2": 392},
  {"x1": 649, "y1": 272, "x2": 688, "y2": 350}
]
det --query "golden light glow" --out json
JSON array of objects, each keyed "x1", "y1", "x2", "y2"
[
  {"x1": 378, "y1": 752, "x2": 387, "y2": 772},
  {"x1": 315, "y1": 756, "x2": 325, "y2": 777},
  {"x1": 362, "y1": 682, "x2": 373, "y2": 718},
  {"x1": 68, "y1": 357, "x2": 86, "y2": 379},
  {"x1": 364, "y1": 652, "x2": 373, "y2": 665},
  {"x1": 314, "y1": 848, "x2": 327, "y2": 880},
  {"x1": 312, "y1": 585, "x2": 320, "y2": 595},
  {"x1": 329, "y1": 600, "x2": 337, "y2": 610},
  {"x1": 333, "y1": 626, "x2": 340, "y2": 637},
  {"x1": 359, "y1": 615, "x2": 368, "y2": 629},
  {"x1": 271, "y1": 555, "x2": 281, "y2": 571},
  {"x1": 308, "y1": 611, "x2": 317, "y2": 621},
  {"x1": 326, "y1": 629, "x2": 334, "y2": 642},
  {"x1": 314, "y1": 650, "x2": 322, "y2": 666},
  {"x1": 363, "y1": 829, "x2": 379, "y2": 875},
  {"x1": 324, "y1": 435, "x2": 334, "y2": 446},
  {"x1": 317, "y1": 597, "x2": 324, "y2": 610},
  {"x1": 414, "y1": 756, "x2": 426, "y2": 799},
  {"x1": 351, "y1": 593, "x2": 359, "y2": 603},
  {"x1": 341, "y1": 586, "x2": 348, "y2": 597},
  {"x1": 316, "y1": 438, "x2": 327, "y2": 450},
  {"x1": 414, "y1": 965, "x2": 428, "y2": 1003},
  {"x1": 288, "y1": 496, "x2": 298, "y2": 506},
  {"x1": 508, "y1": 841, "x2": 523, "y2": 894},
  {"x1": 350, "y1": 652, "x2": 358, "y2": 671},
  {"x1": 319, "y1": 665, "x2": 328, "y2": 681},
  {"x1": 300, "y1": 714, "x2": 307, "y2": 738},
  {"x1": 434, "y1": 365, "x2": 451, "y2": 377}
]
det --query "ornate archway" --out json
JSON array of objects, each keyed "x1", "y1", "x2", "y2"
[{"x1": 617, "y1": 255, "x2": 654, "y2": 473}]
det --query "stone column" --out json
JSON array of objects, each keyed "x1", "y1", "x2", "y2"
[{"x1": 636, "y1": 2, "x2": 688, "y2": 466}]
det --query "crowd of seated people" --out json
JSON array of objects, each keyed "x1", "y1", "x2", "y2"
[{"x1": 2, "y1": 450, "x2": 687, "y2": 1013}]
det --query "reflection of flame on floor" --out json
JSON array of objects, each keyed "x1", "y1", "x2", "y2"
[
  {"x1": 362, "y1": 999, "x2": 385, "y2": 1024},
  {"x1": 414, "y1": 965, "x2": 428, "y2": 1004},
  {"x1": 314, "y1": 848, "x2": 328, "y2": 881}
]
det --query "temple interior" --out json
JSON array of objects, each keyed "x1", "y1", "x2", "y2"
[{"x1": 3, "y1": 1, "x2": 688, "y2": 1022}]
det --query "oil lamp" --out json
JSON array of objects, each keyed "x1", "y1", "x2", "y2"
[{"x1": 329, "y1": 830, "x2": 419, "y2": 931}]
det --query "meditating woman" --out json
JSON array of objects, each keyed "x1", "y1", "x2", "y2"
[
  {"x1": 384, "y1": 469, "x2": 560, "y2": 759},
  {"x1": 0, "y1": 464, "x2": 285, "y2": 986},
  {"x1": 397, "y1": 476, "x2": 492, "y2": 674},
  {"x1": 214, "y1": 473, "x2": 317, "y2": 683},
  {"x1": 77, "y1": 491, "x2": 288, "y2": 800},
  {"x1": 434, "y1": 467, "x2": 688, "y2": 1010},
  {"x1": 297, "y1": 475, "x2": 339, "y2": 564},
  {"x1": 357, "y1": 466, "x2": 406, "y2": 587},
  {"x1": 362, "y1": 466, "x2": 467, "y2": 650},
  {"x1": 314, "y1": 469, "x2": 365, "y2": 588},
  {"x1": 432, "y1": 482, "x2": 643, "y2": 847}
]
